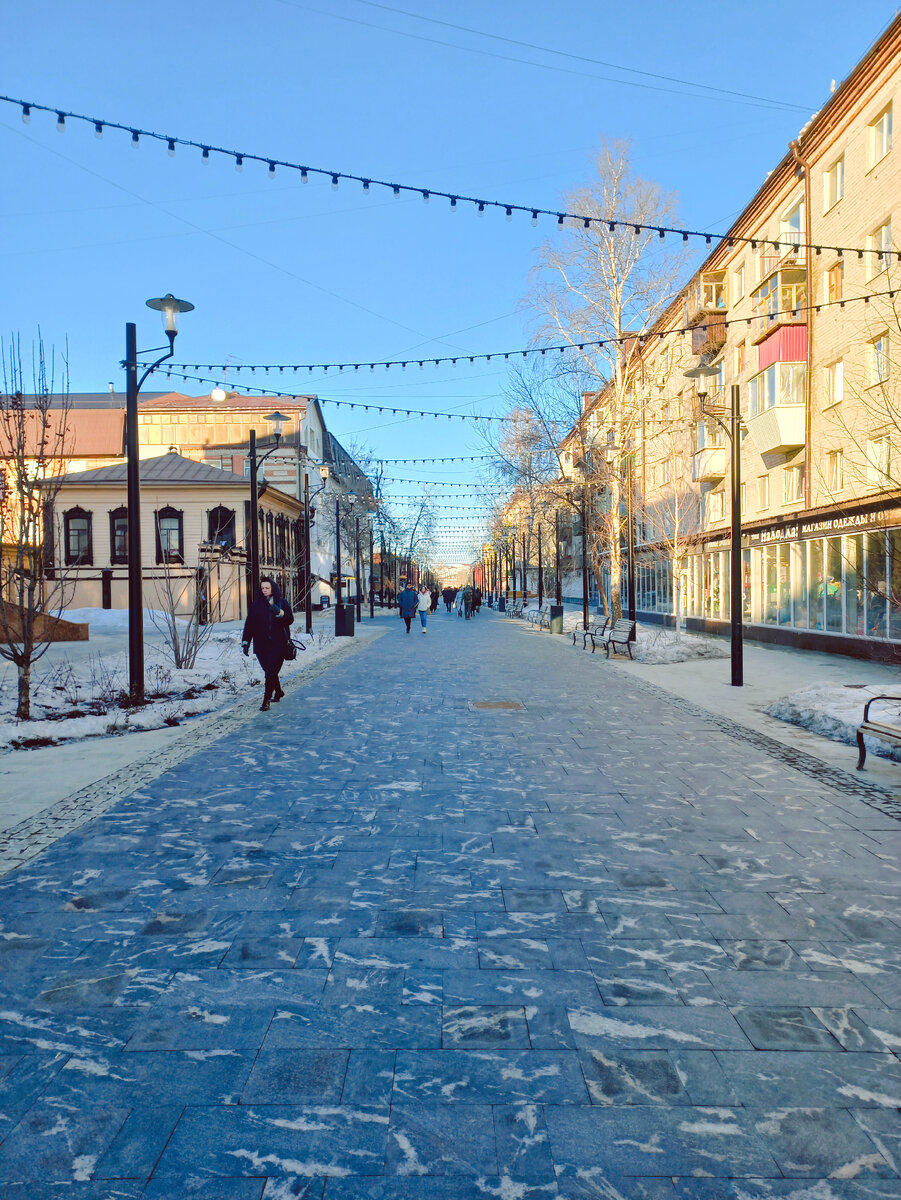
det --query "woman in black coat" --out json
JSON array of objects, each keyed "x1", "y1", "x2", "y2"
[{"x1": 242, "y1": 577, "x2": 294, "y2": 710}]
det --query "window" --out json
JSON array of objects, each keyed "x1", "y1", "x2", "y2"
[
  {"x1": 735, "y1": 342, "x2": 746, "y2": 375},
  {"x1": 824, "y1": 360, "x2": 844, "y2": 407},
  {"x1": 823, "y1": 156, "x2": 845, "y2": 211},
  {"x1": 155, "y1": 506, "x2": 184, "y2": 564},
  {"x1": 783, "y1": 463, "x2": 804, "y2": 503},
  {"x1": 749, "y1": 363, "x2": 806, "y2": 416},
  {"x1": 734, "y1": 263, "x2": 745, "y2": 301},
  {"x1": 780, "y1": 200, "x2": 804, "y2": 248},
  {"x1": 662, "y1": 460, "x2": 671, "y2": 485},
  {"x1": 868, "y1": 221, "x2": 892, "y2": 278},
  {"x1": 867, "y1": 436, "x2": 891, "y2": 487},
  {"x1": 826, "y1": 261, "x2": 843, "y2": 302},
  {"x1": 700, "y1": 270, "x2": 727, "y2": 310},
  {"x1": 208, "y1": 505, "x2": 236, "y2": 549},
  {"x1": 870, "y1": 333, "x2": 890, "y2": 386},
  {"x1": 757, "y1": 475, "x2": 770, "y2": 510},
  {"x1": 870, "y1": 105, "x2": 893, "y2": 166},
  {"x1": 64, "y1": 507, "x2": 92, "y2": 566},
  {"x1": 109, "y1": 506, "x2": 128, "y2": 564},
  {"x1": 709, "y1": 491, "x2": 725, "y2": 521},
  {"x1": 826, "y1": 449, "x2": 843, "y2": 493}
]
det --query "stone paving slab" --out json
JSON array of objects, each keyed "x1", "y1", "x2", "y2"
[{"x1": 2, "y1": 610, "x2": 901, "y2": 1194}]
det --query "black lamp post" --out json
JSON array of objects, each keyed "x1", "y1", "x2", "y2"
[
  {"x1": 537, "y1": 522, "x2": 543, "y2": 607},
  {"x1": 124, "y1": 293, "x2": 193, "y2": 704},
  {"x1": 248, "y1": 411, "x2": 290, "y2": 599},
  {"x1": 303, "y1": 463, "x2": 330, "y2": 634},
  {"x1": 685, "y1": 365, "x2": 743, "y2": 687},
  {"x1": 354, "y1": 515, "x2": 362, "y2": 624},
  {"x1": 555, "y1": 510, "x2": 562, "y2": 604},
  {"x1": 334, "y1": 491, "x2": 356, "y2": 636},
  {"x1": 369, "y1": 523, "x2": 375, "y2": 619}
]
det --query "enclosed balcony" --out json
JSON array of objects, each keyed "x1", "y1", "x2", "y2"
[
  {"x1": 692, "y1": 445, "x2": 727, "y2": 482},
  {"x1": 751, "y1": 267, "x2": 807, "y2": 344},
  {"x1": 687, "y1": 270, "x2": 728, "y2": 356}
]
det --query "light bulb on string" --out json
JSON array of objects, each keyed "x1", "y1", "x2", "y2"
[
  {"x1": 167, "y1": 139, "x2": 176, "y2": 157},
  {"x1": 131, "y1": 130, "x2": 140, "y2": 148},
  {"x1": 301, "y1": 168, "x2": 308, "y2": 183},
  {"x1": 477, "y1": 202, "x2": 485, "y2": 217},
  {"x1": 56, "y1": 112, "x2": 65, "y2": 132},
  {"x1": 331, "y1": 174, "x2": 339, "y2": 190},
  {"x1": 268, "y1": 162, "x2": 276, "y2": 179},
  {"x1": 505, "y1": 207, "x2": 513, "y2": 221},
  {"x1": 531, "y1": 211, "x2": 538, "y2": 227},
  {"x1": 21, "y1": 104, "x2": 31, "y2": 124},
  {"x1": 235, "y1": 155, "x2": 243, "y2": 172},
  {"x1": 202, "y1": 147, "x2": 210, "y2": 164},
  {"x1": 94, "y1": 121, "x2": 103, "y2": 138},
  {"x1": 362, "y1": 179, "x2": 370, "y2": 192}
]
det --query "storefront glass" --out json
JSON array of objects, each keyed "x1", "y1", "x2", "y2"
[
  {"x1": 867, "y1": 532, "x2": 887, "y2": 638},
  {"x1": 826, "y1": 537, "x2": 843, "y2": 632},
  {"x1": 846, "y1": 535, "x2": 864, "y2": 636},
  {"x1": 809, "y1": 540, "x2": 825, "y2": 630}
]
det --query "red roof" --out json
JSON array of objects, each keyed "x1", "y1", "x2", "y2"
[
  {"x1": 0, "y1": 408, "x2": 125, "y2": 458},
  {"x1": 138, "y1": 391, "x2": 310, "y2": 413}
]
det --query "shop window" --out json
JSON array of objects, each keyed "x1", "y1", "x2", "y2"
[
  {"x1": 826, "y1": 537, "x2": 843, "y2": 632},
  {"x1": 155, "y1": 506, "x2": 184, "y2": 564},
  {"x1": 889, "y1": 531, "x2": 901, "y2": 640},
  {"x1": 867, "y1": 532, "x2": 888, "y2": 637},
  {"x1": 64, "y1": 507, "x2": 92, "y2": 566},
  {"x1": 109, "y1": 506, "x2": 128, "y2": 564},
  {"x1": 823, "y1": 156, "x2": 844, "y2": 211},
  {"x1": 809, "y1": 539, "x2": 825, "y2": 630},
  {"x1": 792, "y1": 542, "x2": 808, "y2": 629},
  {"x1": 846, "y1": 535, "x2": 865, "y2": 637}
]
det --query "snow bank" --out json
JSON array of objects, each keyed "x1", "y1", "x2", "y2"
[
  {"x1": 0, "y1": 618, "x2": 360, "y2": 751},
  {"x1": 768, "y1": 682, "x2": 901, "y2": 762},
  {"x1": 536, "y1": 610, "x2": 729, "y2": 664},
  {"x1": 62, "y1": 608, "x2": 191, "y2": 635}
]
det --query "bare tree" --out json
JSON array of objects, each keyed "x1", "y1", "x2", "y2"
[
  {"x1": 147, "y1": 545, "x2": 216, "y2": 670},
  {"x1": 0, "y1": 335, "x2": 71, "y2": 719},
  {"x1": 527, "y1": 141, "x2": 689, "y2": 619}
]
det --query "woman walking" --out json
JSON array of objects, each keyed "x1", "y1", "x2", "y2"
[
  {"x1": 242, "y1": 577, "x2": 294, "y2": 710},
  {"x1": 417, "y1": 584, "x2": 431, "y2": 633}
]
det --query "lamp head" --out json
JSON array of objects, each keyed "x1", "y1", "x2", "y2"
[
  {"x1": 683, "y1": 363, "x2": 719, "y2": 403},
  {"x1": 319, "y1": 465, "x2": 330, "y2": 481},
  {"x1": 146, "y1": 293, "x2": 194, "y2": 337},
  {"x1": 210, "y1": 386, "x2": 227, "y2": 403},
  {"x1": 265, "y1": 410, "x2": 290, "y2": 442}
]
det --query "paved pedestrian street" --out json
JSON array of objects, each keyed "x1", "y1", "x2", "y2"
[{"x1": 4, "y1": 610, "x2": 901, "y2": 1198}]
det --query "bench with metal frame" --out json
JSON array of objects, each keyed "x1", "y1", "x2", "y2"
[
  {"x1": 505, "y1": 599, "x2": 525, "y2": 619},
  {"x1": 602, "y1": 618, "x2": 637, "y2": 659},
  {"x1": 527, "y1": 602, "x2": 551, "y2": 627},
  {"x1": 856, "y1": 694, "x2": 901, "y2": 770},
  {"x1": 572, "y1": 617, "x2": 609, "y2": 649}
]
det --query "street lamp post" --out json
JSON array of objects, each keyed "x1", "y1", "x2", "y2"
[
  {"x1": 580, "y1": 490, "x2": 590, "y2": 629},
  {"x1": 369, "y1": 524, "x2": 375, "y2": 619},
  {"x1": 537, "y1": 522, "x2": 543, "y2": 607},
  {"x1": 355, "y1": 516, "x2": 362, "y2": 624},
  {"x1": 124, "y1": 293, "x2": 193, "y2": 704},
  {"x1": 303, "y1": 464, "x2": 330, "y2": 635},
  {"x1": 334, "y1": 492, "x2": 356, "y2": 636},
  {"x1": 685, "y1": 366, "x2": 744, "y2": 687},
  {"x1": 555, "y1": 510, "x2": 562, "y2": 605}
]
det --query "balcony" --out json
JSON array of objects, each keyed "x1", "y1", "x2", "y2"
[
  {"x1": 751, "y1": 267, "x2": 807, "y2": 344},
  {"x1": 746, "y1": 404, "x2": 805, "y2": 456},
  {"x1": 687, "y1": 271, "x2": 728, "y2": 356},
  {"x1": 692, "y1": 446, "x2": 727, "y2": 482}
]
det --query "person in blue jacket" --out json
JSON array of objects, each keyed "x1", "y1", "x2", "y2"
[{"x1": 398, "y1": 581, "x2": 419, "y2": 633}]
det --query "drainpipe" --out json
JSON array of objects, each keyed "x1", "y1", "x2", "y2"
[{"x1": 789, "y1": 138, "x2": 813, "y2": 510}]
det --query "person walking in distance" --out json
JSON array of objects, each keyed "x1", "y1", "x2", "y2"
[
  {"x1": 429, "y1": 585, "x2": 439, "y2": 614},
  {"x1": 242, "y1": 577, "x2": 294, "y2": 711},
  {"x1": 398, "y1": 580, "x2": 419, "y2": 634},
  {"x1": 417, "y1": 584, "x2": 431, "y2": 633}
]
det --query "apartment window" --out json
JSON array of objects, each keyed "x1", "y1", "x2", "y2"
[
  {"x1": 826, "y1": 261, "x2": 843, "y2": 302},
  {"x1": 868, "y1": 221, "x2": 892, "y2": 278},
  {"x1": 64, "y1": 507, "x2": 93, "y2": 566},
  {"x1": 823, "y1": 156, "x2": 845, "y2": 211},
  {"x1": 757, "y1": 475, "x2": 770, "y2": 510},
  {"x1": 155, "y1": 506, "x2": 184, "y2": 564},
  {"x1": 709, "y1": 491, "x2": 725, "y2": 521},
  {"x1": 734, "y1": 263, "x2": 745, "y2": 300},
  {"x1": 109, "y1": 506, "x2": 128, "y2": 564},
  {"x1": 783, "y1": 463, "x2": 804, "y2": 503},
  {"x1": 870, "y1": 333, "x2": 890, "y2": 386},
  {"x1": 867, "y1": 435, "x2": 891, "y2": 487},
  {"x1": 780, "y1": 200, "x2": 804, "y2": 248},
  {"x1": 735, "y1": 341, "x2": 746, "y2": 375},
  {"x1": 663, "y1": 460, "x2": 671, "y2": 485},
  {"x1": 826, "y1": 449, "x2": 843, "y2": 493},
  {"x1": 824, "y1": 360, "x2": 844, "y2": 407},
  {"x1": 870, "y1": 105, "x2": 893, "y2": 166}
]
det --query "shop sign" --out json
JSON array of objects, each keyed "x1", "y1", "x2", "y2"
[{"x1": 750, "y1": 508, "x2": 901, "y2": 547}]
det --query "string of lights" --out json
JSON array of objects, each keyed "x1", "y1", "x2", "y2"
[
  {"x1": 376, "y1": 454, "x2": 494, "y2": 464},
  {"x1": 140, "y1": 288, "x2": 901, "y2": 378},
  {"x1": 142, "y1": 367, "x2": 504, "y2": 422},
  {"x1": 7, "y1": 93, "x2": 900, "y2": 263}
]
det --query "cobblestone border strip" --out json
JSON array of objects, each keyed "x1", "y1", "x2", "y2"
[
  {"x1": 628, "y1": 673, "x2": 901, "y2": 821},
  {"x1": 0, "y1": 631, "x2": 384, "y2": 879}
]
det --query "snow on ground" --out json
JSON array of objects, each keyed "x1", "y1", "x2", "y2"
[
  {"x1": 768, "y1": 682, "x2": 901, "y2": 762},
  {"x1": 533, "y1": 607, "x2": 729, "y2": 664},
  {"x1": 0, "y1": 610, "x2": 370, "y2": 751}
]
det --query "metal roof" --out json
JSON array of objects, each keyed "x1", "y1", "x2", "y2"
[{"x1": 58, "y1": 451, "x2": 248, "y2": 486}]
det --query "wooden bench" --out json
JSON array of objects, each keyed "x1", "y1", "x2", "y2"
[
  {"x1": 505, "y1": 599, "x2": 524, "y2": 619},
  {"x1": 603, "y1": 618, "x2": 637, "y2": 659},
  {"x1": 856, "y1": 694, "x2": 901, "y2": 770},
  {"x1": 572, "y1": 617, "x2": 608, "y2": 649}
]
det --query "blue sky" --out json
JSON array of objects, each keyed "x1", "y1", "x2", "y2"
[{"x1": 2, "y1": 0, "x2": 895, "y2": 557}]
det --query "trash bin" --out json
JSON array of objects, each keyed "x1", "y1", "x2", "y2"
[
  {"x1": 549, "y1": 604, "x2": 564, "y2": 635},
  {"x1": 498, "y1": 596, "x2": 507, "y2": 613},
  {"x1": 334, "y1": 603, "x2": 355, "y2": 637}
]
